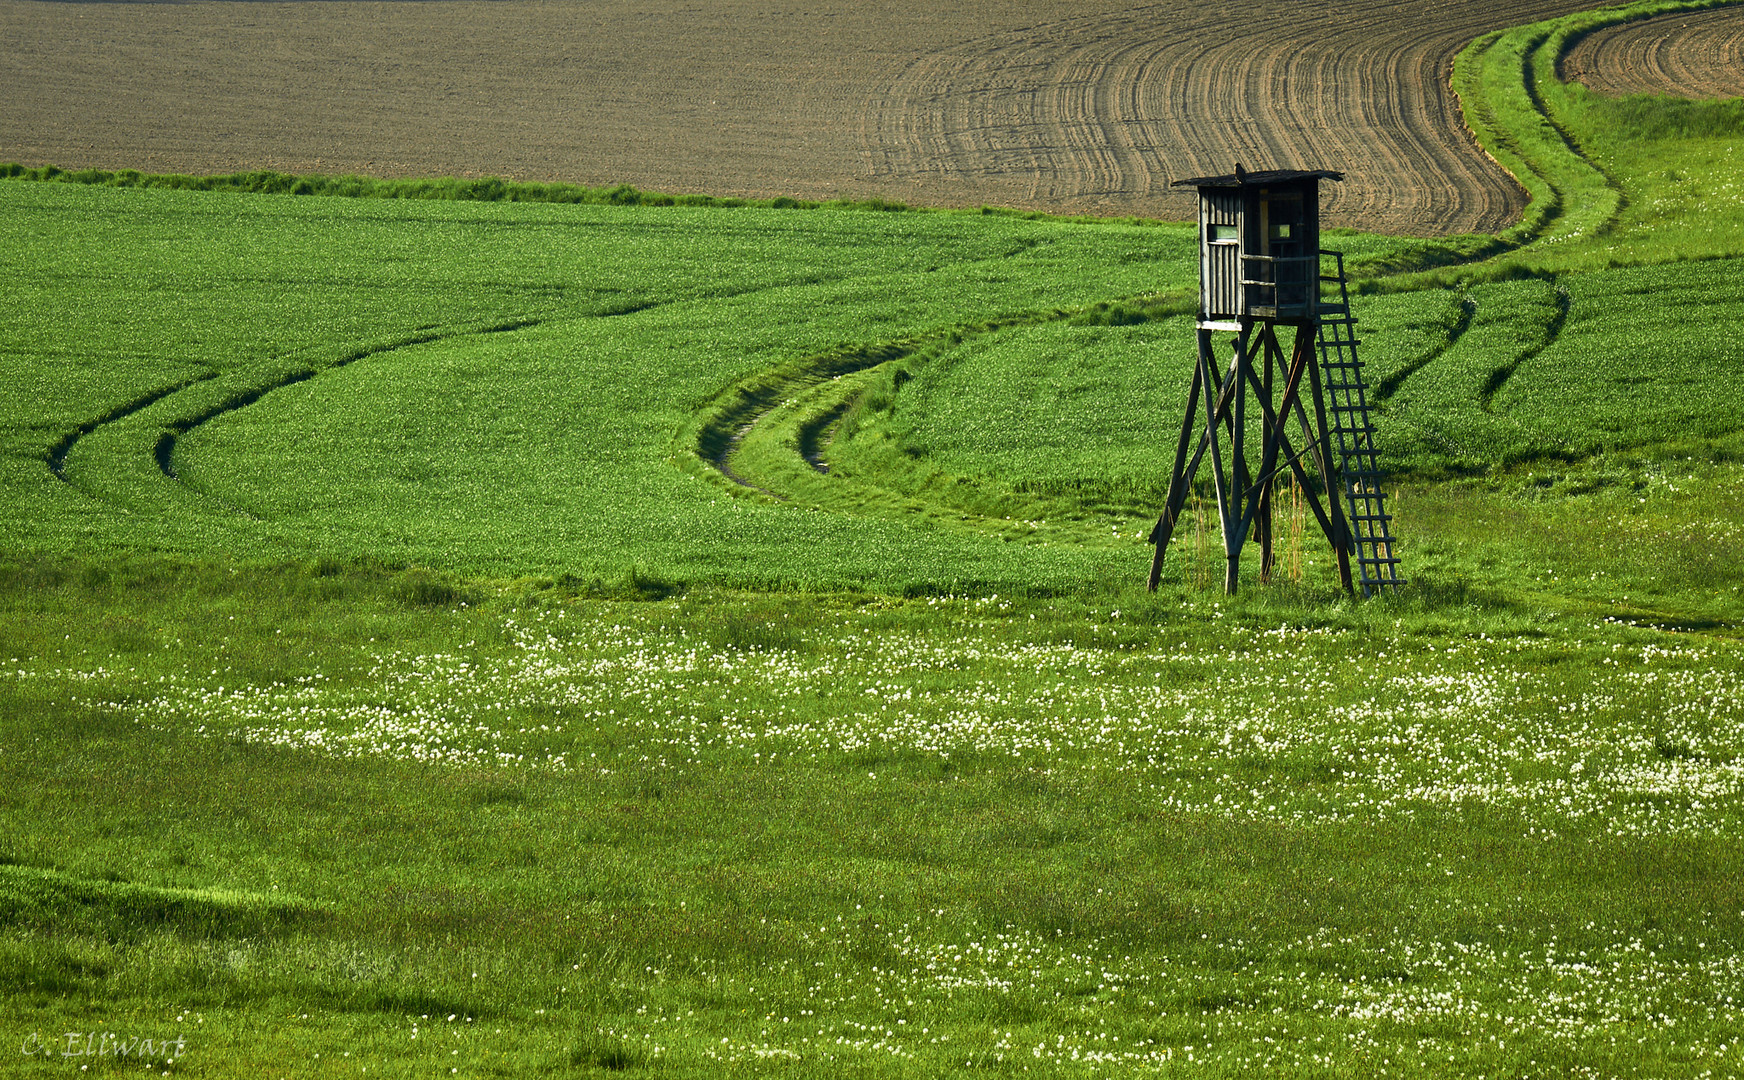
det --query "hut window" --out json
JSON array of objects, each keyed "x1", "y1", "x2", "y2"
[
  {"x1": 1209, "y1": 224, "x2": 1238, "y2": 242},
  {"x1": 1269, "y1": 223, "x2": 1294, "y2": 240}
]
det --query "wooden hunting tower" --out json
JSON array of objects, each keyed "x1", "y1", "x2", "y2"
[{"x1": 1147, "y1": 167, "x2": 1403, "y2": 596}]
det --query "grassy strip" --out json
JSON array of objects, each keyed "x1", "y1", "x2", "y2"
[
  {"x1": 1578, "y1": 91, "x2": 1744, "y2": 139},
  {"x1": 0, "y1": 162, "x2": 1181, "y2": 227},
  {"x1": 1452, "y1": 0, "x2": 1732, "y2": 248},
  {"x1": 1373, "y1": 0, "x2": 1739, "y2": 292},
  {"x1": 0, "y1": 161, "x2": 881, "y2": 211}
]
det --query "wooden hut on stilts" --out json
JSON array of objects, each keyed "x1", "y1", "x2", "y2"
[{"x1": 1146, "y1": 167, "x2": 1403, "y2": 597}]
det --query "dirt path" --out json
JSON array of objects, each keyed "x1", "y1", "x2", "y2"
[
  {"x1": 1562, "y1": 6, "x2": 1744, "y2": 98},
  {"x1": 0, "y1": 0, "x2": 1631, "y2": 234}
]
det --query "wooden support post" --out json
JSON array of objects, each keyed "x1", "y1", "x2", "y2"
[
  {"x1": 1256, "y1": 326, "x2": 1278, "y2": 582},
  {"x1": 1226, "y1": 332, "x2": 1247, "y2": 594},
  {"x1": 1148, "y1": 357, "x2": 1203, "y2": 591},
  {"x1": 1150, "y1": 340, "x2": 1245, "y2": 590},
  {"x1": 1199, "y1": 330, "x2": 1234, "y2": 595},
  {"x1": 1236, "y1": 324, "x2": 1310, "y2": 548}
]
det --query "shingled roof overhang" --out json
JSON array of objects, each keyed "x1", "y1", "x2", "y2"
[{"x1": 1172, "y1": 169, "x2": 1345, "y2": 188}]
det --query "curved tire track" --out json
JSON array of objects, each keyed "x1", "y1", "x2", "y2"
[
  {"x1": 1374, "y1": 292, "x2": 1478, "y2": 403},
  {"x1": 1480, "y1": 280, "x2": 1570, "y2": 413},
  {"x1": 157, "y1": 319, "x2": 541, "y2": 485},
  {"x1": 52, "y1": 320, "x2": 541, "y2": 506},
  {"x1": 49, "y1": 372, "x2": 216, "y2": 484},
  {"x1": 696, "y1": 341, "x2": 921, "y2": 497}
]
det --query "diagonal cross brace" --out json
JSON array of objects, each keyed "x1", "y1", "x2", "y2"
[{"x1": 1147, "y1": 332, "x2": 1247, "y2": 588}]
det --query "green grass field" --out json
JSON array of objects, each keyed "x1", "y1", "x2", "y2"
[{"x1": 4, "y1": 1, "x2": 1744, "y2": 1076}]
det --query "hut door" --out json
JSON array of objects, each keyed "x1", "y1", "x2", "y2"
[
  {"x1": 1201, "y1": 189, "x2": 1244, "y2": 319},
  {"x1": 1259, "y1": 192, "x2": 1309, "y2": 312}
]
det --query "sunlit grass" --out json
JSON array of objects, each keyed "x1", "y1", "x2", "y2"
[{"x1": 3, "y1": 549, "x2": 1742, "y2": 1076}]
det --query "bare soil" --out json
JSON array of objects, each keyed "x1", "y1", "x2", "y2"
[
  {"x1": 1562, "y1": 7, "x2": 1744, "y2": 99},
  {"x1": 0, "y1": 0, "x2": 1664, "y2": 235}
]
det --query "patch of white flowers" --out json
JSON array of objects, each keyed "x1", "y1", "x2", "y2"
[{"x1": 104, "y1": 608, "x2": 1744, "y2": 838}]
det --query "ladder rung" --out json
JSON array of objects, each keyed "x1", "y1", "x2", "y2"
[{"x1": 1318, "y1": 252, "x2": 1405, "y2": 595}]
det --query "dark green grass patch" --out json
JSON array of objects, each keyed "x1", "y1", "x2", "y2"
[{"x1": 0, "y1": 865, "x2": 317, "y2": 943}]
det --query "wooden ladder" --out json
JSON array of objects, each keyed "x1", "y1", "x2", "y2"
[{"x1": 1317, "y1": 251, "x2": 1403, "y2": 597}]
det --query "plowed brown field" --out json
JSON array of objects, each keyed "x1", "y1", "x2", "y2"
[
  {"x1": 0, "y1": 0, "x2": 1651, "y2": 234},
  {"x1": 1563, "y1": 6, "x2": 1744, "y2": 98}
]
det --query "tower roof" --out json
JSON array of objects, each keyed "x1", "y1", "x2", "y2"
[{"x1": 1172, "y1": 168, "x2": 1344, "y2": 188}]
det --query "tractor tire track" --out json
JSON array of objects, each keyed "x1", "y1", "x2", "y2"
[
  {"x1": 1562, "y1": 5, "x2": 1744, "y2": 98},
  {"x1": 797, "y1": 404, "x2": 848, "y2": 476},
  {"x1": 51, "y1": 320, "x2": 542, "y2": 508},
  {"x1": 1374, "y1": 293, "x2": 1478, "y2": 403},
  {"x1": 697, "y1": 341, "x2": 920, "y2": 496},
  {"x1": 1479, "y1": 281, "x2": 1570, "y2": 413},
  {"x1": 156, "y1": 319, "x2": 541, "y2": 483},
  {"x1": 49, "y1": 372, "x2": 217, "y2": 484}
]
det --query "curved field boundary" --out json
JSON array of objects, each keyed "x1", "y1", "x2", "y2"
[
  {"x1": 862, "y1": 0, "x2": 1603, "y2": 236},
  {"x1": 1, "y1": 0, "x2": 1609, "y2": 235},
  {"x1": 1562, "y1": 6, "x2": 1744, "y2": 97},
  {"x1": 1453, "y1": 0, "x2": 1741, "y2": 252}
]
